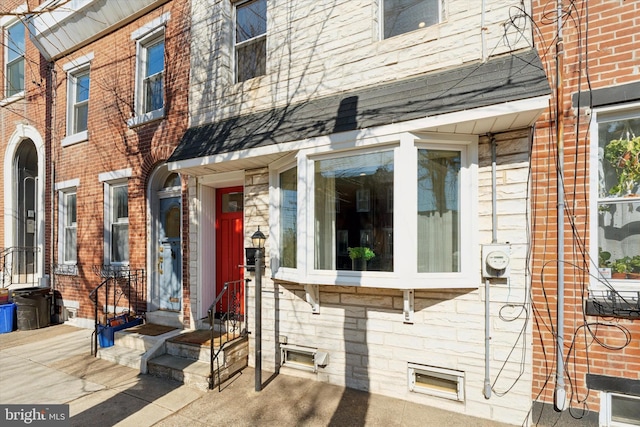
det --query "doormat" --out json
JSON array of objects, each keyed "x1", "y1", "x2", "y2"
[
  {"x1": 168, "y1": 329, "x2": 240, "y2": 347},
  {"x1": 125, "y1": 323, "x2": 178, "y2": 336}
]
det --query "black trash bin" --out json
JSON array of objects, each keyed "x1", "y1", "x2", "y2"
[{"x1": 11, "y1": 287, "x2": 51, "y2": 330}]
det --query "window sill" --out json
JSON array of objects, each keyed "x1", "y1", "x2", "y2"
[
  {"x1": 61, "y1": 130, "x2": 88, "y2": 147},
  {"x1": 0, "y1": 91, "x2": 25, "y2": 106},
  {"x1": 127, "y1": 107, "x2": 164, "y2": 128},
  {"x1": 273, "y1": 269, "x2": 477, "y2": 290}
]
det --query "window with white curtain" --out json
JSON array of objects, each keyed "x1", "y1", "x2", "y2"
[
  {"x1": 417, "y1": 149, "x2": 460, "y2": 273},
  {"x1": 279, "y1": 167, "x2": 297, "y2": 268}
]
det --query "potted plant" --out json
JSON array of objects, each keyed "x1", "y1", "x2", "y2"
[
  {"x1": 348, "y1": 247, "x2": 375, "y2": 271},
  {"x1": 611, "y1": 256, "x2": 631, "y2": 279},
  {"x1": 604, "y1": 136, "x2": 640, "y2": 196},
  {"x1": 628, "y1": 255, "x2": 640, "y2": 280}
]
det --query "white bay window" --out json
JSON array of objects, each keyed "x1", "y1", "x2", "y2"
[{"x1": 271, "y1": 133, "x2": 477, "y2": 289}]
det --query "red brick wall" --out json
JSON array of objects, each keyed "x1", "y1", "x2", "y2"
[
  {"x1": 0, "y1": 0, "x2": 51, "y2": 263},
  {"x1": 47, "y1": 0, "x2": 191, "y2": 321},
  {"x1": 531, "y1": 0, "x2": 640, "y2": 415}
]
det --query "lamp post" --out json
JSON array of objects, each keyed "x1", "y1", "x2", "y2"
[{"x1": 251, "y1": 226, "x2": 266, "y2": 392}]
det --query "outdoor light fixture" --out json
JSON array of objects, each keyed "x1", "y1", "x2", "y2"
[
  {"x1": 251, "y1": 226, "x2": 266, "y2": 249},
  {"x1": 245, "y1": 226, "x2": 267, "y2": 271}
]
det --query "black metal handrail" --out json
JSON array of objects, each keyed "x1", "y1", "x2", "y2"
[
  {"x1": 207, "y1": 278, "x2": 250, "y2": 390},
  {"x1": 89, "y1": 268, "x2": 146, "y2": 355},
  {"x1": 1, "y1": 246, "x2": 39, "y2": 288}
]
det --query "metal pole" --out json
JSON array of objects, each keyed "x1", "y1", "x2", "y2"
[
  {"x1": 554, "y1": 0, "x2": 567, "y2": 412},
  {"x1": 254, "y1": 248, "x2": 262, "y2": 392}
]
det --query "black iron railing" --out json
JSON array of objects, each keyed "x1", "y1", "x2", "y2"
[
  {"x1": 89, "y1": 267, "x2": 146, "y2": 355},
  {"x1": 207, "y1": 278, "x2": 250, "y2": 390},
  {"x1": 0, "y1": 246, "x2": 39, "y2": 288}
]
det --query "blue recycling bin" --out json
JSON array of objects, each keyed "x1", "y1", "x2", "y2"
[{"x1": 0, "y1": 303, "x2": 16, "y2": 334}]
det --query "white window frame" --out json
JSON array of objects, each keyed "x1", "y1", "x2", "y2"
[
  {"x1": 62, "y1": 53, "x2": 94, "y2": 146},
  {"x1": 408, "y1": 363, "x2": 465, "y2": 401},
  {"x1": 2, "y1": 16, "x2": 25, "y2": 102},
  {"x1": 270, "y1": 132, "x2": 477, "y2": 289},
  {"x1": 381, "y1": 0, "x2": 443, "y2": 40},
  {"x1": 270, "y1": 154, "x2": 298, "y2": 271},
  {"x1": 589, "y1": 102, "x2": 640, "y2": 299},
  {"x1": 99, "y1": 169, "x2": 132, "y2": 265},
  {"x1": 55, "y1": 179, "x2": 80, "y2": 265},
  {"x1": 600, "y1": 391, "x2": 640, "y2": 427},
  {"x1": 128, "y1": 13, "x2": 169, "y2": 128},
  {"x1": 234, "y1": 0, "x2": 267, "y2": 83}
]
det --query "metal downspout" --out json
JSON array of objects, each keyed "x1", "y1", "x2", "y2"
[
  {"x1": 484, "y1": 134, "x2": 497, "y2": 399},
  {"x1": 554, "y1": 0, "x2": 567, "y2": 412}
]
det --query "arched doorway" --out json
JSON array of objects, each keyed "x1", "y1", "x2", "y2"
[
  {"x1": 13, "y1": 140, "x2": 38, "y2": 282},
  {"x1": 3, "y1": 125, "x2": 45, "y2": 288},
  {"x1": 148, "y1": 166, "x2": 182, "y2": 314}
]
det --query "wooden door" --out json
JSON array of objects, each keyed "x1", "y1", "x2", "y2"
[{"x1": 215, "y1": 187, "x2": 244, "y2": 314}]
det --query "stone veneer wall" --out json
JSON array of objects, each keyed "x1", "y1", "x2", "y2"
[{"x1": 230, "y1": 129, "x2": 535, "y2": 425}]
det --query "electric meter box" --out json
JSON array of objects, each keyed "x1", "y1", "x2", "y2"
[{"x1": 482, "y1": 244, "x2": 511, "y2": 278}]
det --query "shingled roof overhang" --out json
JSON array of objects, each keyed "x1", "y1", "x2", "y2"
[{"x1": 169, "y1": 49, "x2": 550, "y2": 172}]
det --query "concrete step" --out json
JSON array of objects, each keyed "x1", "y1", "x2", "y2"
[
  {"x1": 148, "y1": 336, "x2": 249, "y2": 391},
  {"x1": 166, "y1": 340, "x2": 211, "y2": 362},
  {"x1": 97, "y1": 345, "x2": 145, "y2": 370},
  {"x1": 147, "y1": 354, "x2": 211, "y2": 391},
  {"x1": 113, "y1": 325, "x2": 181, "y2": 352}
]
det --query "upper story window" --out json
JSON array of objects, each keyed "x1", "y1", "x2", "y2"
[
  {"x1": 68, "y1": 68, "x2": 90, "y2": 133},
  {"x1": 592, "y1": 105, "x2": 640, "y2": 297},
  {"x1": 5, "y1": 20, "x2": 25, "y2": 98},
  {"x1": 128, "y1": 13, "x2": 169, "y2": 127},
  {"x1": 383, "y1": 0, "x2": 442, "y2": 39},
  {"x1": 62, "y1": 53, "x2": 93, "y2": 146},
  {"x1": 142, "y1": 36, "x2": 164, "y2": 113},
  {"x1": 271, "y1": 134, "x2": 477, "y2": 289},
  {"x1": 235, "y1": 0, "x2": 266, "y2": 83}
]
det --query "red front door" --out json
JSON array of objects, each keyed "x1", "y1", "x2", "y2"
[{"x1": 215, "y1": 187, "x2": 244, "y2": 314}]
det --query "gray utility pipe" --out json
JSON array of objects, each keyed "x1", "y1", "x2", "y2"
[
  {"x1": 554, "y1": 0, "x2": 567, "y2": 412},
  {"x1": 483, "y1": 134, "x2": 497, "y2": 400}
]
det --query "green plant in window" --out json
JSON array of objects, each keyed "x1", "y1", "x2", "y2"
[
  {"x1": 598, "y1": 249, "x2": 612, "y2": 268},
  {"x1": 611, "y1": 257, "x2": 632, "y2": 275},
  {"x1": 630, "y1": 255, "x2": 640, "y2": 274},
  {"x1": 348, "y1": 247, "x2": 376, "y2": 261},
  {"x1": 604, "y1": 136, "x2": 640, "y2": 196}
]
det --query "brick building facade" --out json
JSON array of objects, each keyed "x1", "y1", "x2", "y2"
[
  {"x1": 531, "y1": 1, "x2": 640, "y2": 425},
  {"x1": 2, "y1": 0, "x2": 191, "y2": 328}
]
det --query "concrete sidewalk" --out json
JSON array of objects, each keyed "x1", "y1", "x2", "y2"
[{"x1": 1, "y1": 324, "x2": 516, "y2": 426}]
